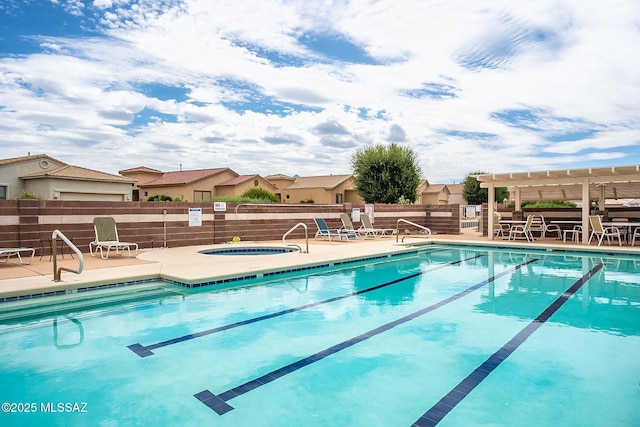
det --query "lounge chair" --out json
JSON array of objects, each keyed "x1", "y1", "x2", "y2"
[
  {"x1": 508, "y1": 215, "x2": 534, "y2": 242},
  {"x1": 588, "y1": 215, "x2": 621, "y2": 246},
  {"x1": 360, "y1": 214, "x2": 395, "y2": 237},
  {"x1": 338, "y1": 213, "x2": 361, "y2": 238},
  {"x1": 313, "y1": 218, "x2": 356, "y2": 241},
  {"x1": 89, "y1": 217, "x2": 139, "y2": 259},
  {"x1": 0, "y1": 247, "x2": 35, "y2": 265}
]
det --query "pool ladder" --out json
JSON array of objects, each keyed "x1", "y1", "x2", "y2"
[
  {"x1": 52, "y1": 230, "x2": 84, "y2": 282},
  {"x1": 282, "y1": 222, "x2": 309, "y2": 253},
  {"x1": 396, "y1": 219, "x2": 432, "y2": 242}
]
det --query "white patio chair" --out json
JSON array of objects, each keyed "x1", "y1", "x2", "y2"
[
  {"x1": 588, "y1": 215, "x2": 621, "y2": 246},
  {"x1": 509, "y1": 215, "x2": 534, "y2": 242}
]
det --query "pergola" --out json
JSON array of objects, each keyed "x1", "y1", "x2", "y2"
[{"x1": 475, "y1": 165, "x2": 640, "y2": 243}]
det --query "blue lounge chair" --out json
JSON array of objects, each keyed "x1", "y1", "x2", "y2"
[{"x1": 313, "y1": 218, "x2": 356, "y2": 242}]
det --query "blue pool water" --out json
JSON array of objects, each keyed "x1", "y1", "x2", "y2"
[{"x1": 0, "y1": 245, "x2": 638, "y2": 426}]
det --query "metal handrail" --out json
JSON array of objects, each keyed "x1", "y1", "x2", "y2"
[
  {"x1": 282, "y1": 222, "x2": 309, "y2": 253},
  {"x1": 396, "y1": 219, "x2": 432, "y2": 242},
  {"x1": 52, "y1": 230, "x2": 84, "y2": 282}
]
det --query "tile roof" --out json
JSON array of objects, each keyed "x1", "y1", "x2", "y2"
[
  {"x1": 118, "y1": 166, "x2": 163, "y2": 174},
  {"x1": 0, "y1": 153, "x2": 66, "y2": 167},
  {"x1": 284, "y1": 174, "x2": 353, "y2": 189},
  {"x1": 265, "y1": 173, "x2": 295, "y2": 180},
  {"x1": 138, "y1": 168, "x2": 234, "y2": 187},
  {"x1": 21, "y1": 165, "x2": 135, "y2": 183},
  {"x1": 217, "y1": 174, "x2": 277, "y2": 189},
  {"x1": 423, "y1": 184, "x2": 448, "y2": 194}
]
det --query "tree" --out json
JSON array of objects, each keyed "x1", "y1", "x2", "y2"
[
  {"x1": 462, "y1": 171, "x2": 509, "y2": 204},
  {"x1": 351, "y1": 143, "x2": 421, "y2": 204}
]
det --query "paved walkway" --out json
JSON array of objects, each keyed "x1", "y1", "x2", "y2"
[{"x1": 2, "y1": 231, "x2": 638, "y2": 299}]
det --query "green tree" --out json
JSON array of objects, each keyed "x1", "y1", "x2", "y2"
[
  {"x1": 351, "y1": 143, "x2": 421, "y2": 204},
  {"x1": 241, "y1": 187, "x2": 280, "y2": 203},
  {"x1": 462, "y1": 171, "x2": 509, "y2": 204}
]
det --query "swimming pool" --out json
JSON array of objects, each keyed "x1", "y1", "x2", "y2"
[{"x1": 0, "y1": 245, "x2": 638, "y2": 426}]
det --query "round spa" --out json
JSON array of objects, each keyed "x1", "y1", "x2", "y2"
[{"x1": 199, "y1": 246, "x2": 299, "y2": 255}]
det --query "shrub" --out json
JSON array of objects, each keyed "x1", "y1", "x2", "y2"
[
  {"x1": 520, "y1": 200, "x2": 577, "y2": 208},
  {"x1": 147, "y1": 195, "x2": 172, "y2": 201},
  {"x1": 240, "y1": 187, "x2": 280, "y2": 203},
  {"x1": 299, "y1": 198, "x2": 315, "y2": 204},
  {"x1": 17, "y1": 191, "x2": 42, "y2": 199}
]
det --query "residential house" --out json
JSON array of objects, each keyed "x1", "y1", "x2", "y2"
[
  {"x1": 121, "y1": 167, "x2": 239, "y2": 202},
  {"x1": 417, "y1": 180, "x2": 451, "y2": 205},
  {"x1": 267, "y1": 174, "x2": 363, "y2": 204},
  {"x1": 446, "y1": 184, "x2": 465, "y2": 205},
  {"x1": 215, "y1": 174, "x2": 278, "y2": 198},
  {"x1": 117, "y1": 166, "x2": 163, "y2": 201},
  {"x1": 0, "y1": 154, "x2": 135, "y2": 201}
]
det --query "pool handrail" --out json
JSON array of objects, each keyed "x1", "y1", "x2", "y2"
[
  {"x1": 396, "y1": 219, "x2": 432, "y2": 242},
  {"x1": 282, "y1": 222, "x2": 309, "y2": 253},
  {"x1": 52, "y1": 230, "x2": 84, "y2": 282}
]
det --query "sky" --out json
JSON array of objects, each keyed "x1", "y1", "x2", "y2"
[{"x1": 1, "y1": 0, "x2": 639, "y2": 183}]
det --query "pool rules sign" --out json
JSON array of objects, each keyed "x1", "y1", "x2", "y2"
[{"x1": 188, "y1": 208, "x2": 202, "y2": 227}]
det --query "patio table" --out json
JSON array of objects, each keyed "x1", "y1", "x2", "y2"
[{"x1": 601, "y1": 222, "x2": 640, "y2": 245}]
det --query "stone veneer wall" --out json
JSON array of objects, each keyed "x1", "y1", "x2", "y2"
[{"x1": 0, "y1": 200, "x2": 461, "y2": 254}]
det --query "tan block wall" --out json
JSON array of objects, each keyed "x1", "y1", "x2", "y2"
[{"x1": 0, "y1": 200, "x2": 462, "y2": 253}]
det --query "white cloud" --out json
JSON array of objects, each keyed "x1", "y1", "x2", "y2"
[{"x1": 1, "y1": 0, "x2": 639, "y2": 181}]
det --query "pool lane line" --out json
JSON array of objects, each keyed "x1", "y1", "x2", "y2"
[
  {"x1": 194, "y1": 258, "x2": 540, "y2": 415},
  {"x1": 411, "y1": 262, "x2": 604, "y2": 427},
  {"x1": 128, "y1": 254, "x2": 486, "y2": 357}
]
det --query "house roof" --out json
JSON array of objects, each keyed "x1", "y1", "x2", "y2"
[
  {"x1": 0, "y1": 153, "x2": 66, "y2": 167},
  {"x1": 265, "y1": 173, "x2": 295, "y2": 181},
  {"x1": 423, "y1": 184, "x2": 449, "y2": 195},
  {"x1": 446, "y1": 183, "x2": 463, "y2": 195},
  {"x1": 284, "y1": 174, "x2": 353, "y2": 190},
  {"x1": 21, "y1": 165, "x2": 135, "y2": 183},
  {"x1": 138, "y1": 168, "x2": 235, "y2": 187},
  {"x1": 218, "y1": 174, "x2": 278, "y2": 189},
  {"x1": 119, "y1": 166, "x2": 163, "y2": 174}
]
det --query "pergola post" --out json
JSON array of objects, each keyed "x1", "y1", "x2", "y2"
[
  {"x1": 488, "y1": 183, "x2": 495, "y2": 240},
  {"x1": 582, "y1": 177, "x2": 590, "y2": 244}
]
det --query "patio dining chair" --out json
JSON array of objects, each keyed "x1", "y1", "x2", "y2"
[
  {"x1": 588, "y1": 215, "x2": 622, "y2": 246},
  {"x1": 632, "y1": 227, "x2": 640, "y2": 246},
  {"x1": 508, "y1": 215, "x2": 534, "y2": 242}
]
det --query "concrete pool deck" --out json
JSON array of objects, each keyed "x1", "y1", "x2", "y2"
[{"x1": 1, "y1": 231, "x2": 639, "y2": 300}]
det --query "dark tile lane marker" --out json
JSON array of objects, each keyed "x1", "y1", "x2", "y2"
[
  {"x1": 194, "y1": 258, "x2": 540, "y2": 415},
  {"x1": 411, "y1": 262, "x2": 604, "y2": 427},
  {"x1": 128, "y1": 255, "x2": 486, "y2": 357}
]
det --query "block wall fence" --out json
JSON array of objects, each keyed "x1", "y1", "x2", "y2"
[{"x1": 0, "y1": 200, "x2": 461, "y2": 254}]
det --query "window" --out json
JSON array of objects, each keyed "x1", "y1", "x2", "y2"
[
  {"x1": 335, "y1": 193, "x2": 343, "y2": 204},
  {"x1": 194, "y1": 190, "x2": 212, "y2": 202},
  {"x1": 0, "y1": 185, "x2": 6, "y2": 200}
]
